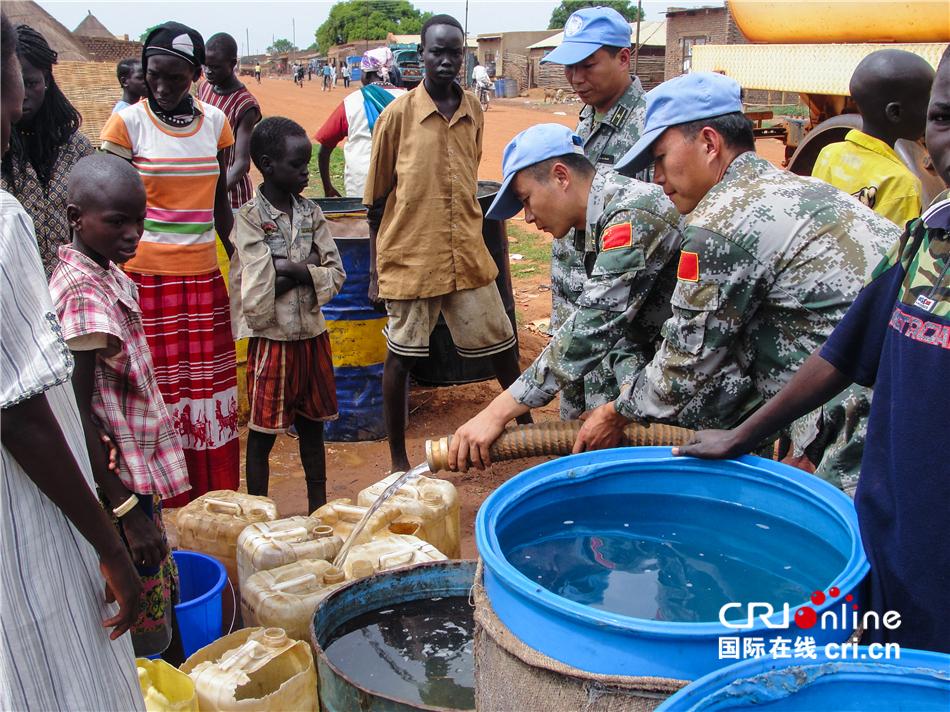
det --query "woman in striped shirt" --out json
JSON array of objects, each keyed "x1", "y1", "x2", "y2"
[{"x1": 100, "y1": 22, "x2": 239, "y2": 506}]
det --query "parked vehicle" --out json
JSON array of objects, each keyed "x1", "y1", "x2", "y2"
[{"x1": 392, "y1": 47, "x2": 422, "y2": 88}]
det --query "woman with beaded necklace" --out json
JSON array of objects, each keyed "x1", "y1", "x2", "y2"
[
  {"x1": 0, "y1": 24, "x2": 93, "y2": 278},
  {"x1": 100, "y1": 21, "x2": 240, "y2": 507}
]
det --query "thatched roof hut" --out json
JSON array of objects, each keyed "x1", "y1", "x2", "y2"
[
  {"x1": 74, "y1": 11, "x2": 114, "y2": 39},
  {"x1": 3, "y1": 0, "x2": 90, "y2": 61}
]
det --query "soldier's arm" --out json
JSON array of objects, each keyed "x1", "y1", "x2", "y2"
[
  {"x1": 509, "y1": 207, "x2": 681, "y2": 408},
  {"x1": 616, "y1": 224, "x2": 770, "y2": 423}
]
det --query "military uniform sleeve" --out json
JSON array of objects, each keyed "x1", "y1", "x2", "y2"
[
  {"x1": 617, "y1": 224, "x2": 770, "y2": 422},
  {"x1": 234, "y1": 207, "x2": 278, "y2": 330},
  {"x1": 306, "y1": 209, "x2": 347, "y2": 309},
  {"x1": 510, "y1": 207, "x2": 680, "y2": 407}
]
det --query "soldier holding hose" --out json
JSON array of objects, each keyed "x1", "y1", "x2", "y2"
[{"x1": 449, "y1": 123, "x2": 682, "y2": 471}]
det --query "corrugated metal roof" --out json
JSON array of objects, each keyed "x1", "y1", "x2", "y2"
[
  {"x1": 692, "y1": 42, "x2": 948, "y2": 95},
  {"x1": 528, "y1": 20, "x2": 666, "y2": 50}
]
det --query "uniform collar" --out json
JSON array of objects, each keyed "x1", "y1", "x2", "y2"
[
  {"x1": 719, "y1": 150, "x2": 768, "y2": 184},
  {"x1": 579, "y1": 78, "x2": 644, "y2": 130},
  {"x1": 415, "y1": 80, "x2": 471, "y2": 125},
  {"x1": 922, "y1": 189, "x2": 950, "y2": 231}
]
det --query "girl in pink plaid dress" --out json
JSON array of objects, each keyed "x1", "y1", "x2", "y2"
[{"x1": 50, "y1": 154, "x2": 189, "y2": 658}]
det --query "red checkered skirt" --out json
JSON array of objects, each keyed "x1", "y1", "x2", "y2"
[{"x1": 129, "y1": 269, "x2": 240, "y2": 507}]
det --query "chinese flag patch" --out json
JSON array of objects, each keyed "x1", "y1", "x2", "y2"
[
  {"x1": 601, "y1": 222, "x2": 632, "y2": 251},
  {"x1": 677, "y1": 251, "x2": 700, "y2": 281}
]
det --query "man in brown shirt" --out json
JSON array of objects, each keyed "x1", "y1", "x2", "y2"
[{"x1": 364, "y1": 13, "x2": 526, "y2": 472}]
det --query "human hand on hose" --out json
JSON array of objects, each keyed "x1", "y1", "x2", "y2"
[
  {"x1": 120, "y1": 507, "x2": 168, "y2": 568},
  {"x1": 450, "y1": 393, "x2": 531, "y2": 471},
  {"x1": 99, "y1": 546, "x2": 142, "y2": 640},
  {"x1": 572, "y1": 401, "x2": 628, "y2": 453}
]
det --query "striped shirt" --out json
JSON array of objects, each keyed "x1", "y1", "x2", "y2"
[
  {"x1": 50, "y1": 246, "x2": 190, "y2": 500},
  {"x1": 100, "y1": 100, "x2": 235, "y2": 276},
  {"x1": 0, "y1": 190, "x2": 144, "y2": 711},
  {"x1": 198, "y1": 81, "x2": 261, "y2": 209}
]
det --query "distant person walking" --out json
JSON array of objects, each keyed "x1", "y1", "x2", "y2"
[
  {"x1": 315, "y1": 47, "x2": 405, "y2": 198},
  {"x1": 200, "y1": 32, "x2": 262, "y2": 213},
  {"x1": 322, "y1": 62, "x2": 332, "y2": 91},
  {"x1": 341, "y1": 60, "x2": 350, "y2": 88},
  {"x1": 100, "y1": 21, "x2": 240, "y2": 507},
  {"x1": 254, "y1": 61, "x2": 261, "y2": 83},
  {"x1": 113, "y1": 57, "x2": 146, "y2": 113},
  {"x1": 0, "y1": 24, "x2": 93, "y2": 278}
]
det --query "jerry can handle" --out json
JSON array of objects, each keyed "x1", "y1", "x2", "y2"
[
  {"x1": 272, "y1": 573, "x2": 319, "y2": 591},
  {"x1": 379, "y1": 549, "x2": 415, "y2": 568},
  {"x1": 205, "y1": 498, "x2": 243, "y2": 515},
  {"x1": 265, "y1": 526, "x2": 309, "y2": 541}
]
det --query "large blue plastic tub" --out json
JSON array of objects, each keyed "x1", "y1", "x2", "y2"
[
  {"x1": 174, "y1": 550, "x2": 227, "y2": 659},
  {"x1": 657, "y1": 648, "x2": 950, "y2": 710},
  {"x1": 476, "y1": 448, "x2": 869, "y2": 680}
]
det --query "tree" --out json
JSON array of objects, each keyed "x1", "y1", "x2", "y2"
[
  {"x1": 268, "y1": 38, "x2": 296, "y2": 55},
  {"x1": 548, "y1": 1, "x2": 644, "y2": 30},
  {"x1": 315, "y1": 0, "x2": 432, "y2": 53}
]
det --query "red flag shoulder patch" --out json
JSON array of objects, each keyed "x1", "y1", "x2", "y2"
[
  {"x1": 601, "y1": 222, "x2": 632, "y2": 251},
  {"x1": 677, "y1": 251, "x2": 700, "y2": 281}
]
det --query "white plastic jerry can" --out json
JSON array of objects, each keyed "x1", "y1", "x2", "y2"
[
  {"x1": 312, "y1": 498, "x2": 402, "y2": 544},
  {"x1": 342, "y1": 533, "x2": 448, "y2": 578},
  {"x1": 182, "y1": 627, "x2": 318, "y2": 711},
  {"x1": 357, "y1": 473, "x2": 462, "y2": 558},
  {"x1": 240, "y1": 560, "x2": 348, "y2": 639},
  {"x1": 236, "y1": 515, "x2": 342, "y2": 592}
]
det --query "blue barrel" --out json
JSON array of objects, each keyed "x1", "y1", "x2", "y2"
[
  {"x1": 173, "y1": 550, "x2": 227, "y2": 659},
  {"x1": 317, "y1": 198, "x2": 387, "y2": 441},
  {"x1": 476, "y1": 448, "x2": 869, "y2": 680},
  {"x1": 494, "y1": 78, "x2": 505, "y2": 97},
  {"x1": 657, "y1": 648, "x2": 950, "y2": 710},
  {"x1": 311, "y1": 560, "x2": 477, "y2": 711},
  {"x1": 504, "y1": 78, "x2": 519, "y2": 97}
]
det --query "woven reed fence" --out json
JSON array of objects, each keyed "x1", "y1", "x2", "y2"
[{"x1": 56, "y1": 60, "x2": 121, "y2": 147}]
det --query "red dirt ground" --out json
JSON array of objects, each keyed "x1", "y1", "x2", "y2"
[{"x1": 165, "y1": 77, "x2": 789, "y2": 559}]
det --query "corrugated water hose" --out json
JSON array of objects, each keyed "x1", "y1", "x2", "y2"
[{"x1": 425, "y1": 420, "x2": 695, "y2": 473}]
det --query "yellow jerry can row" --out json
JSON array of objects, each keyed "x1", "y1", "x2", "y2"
[
  {"x1": 241, "y1": 535, "x2": 447, "y2": 642},
  {"x1": 235, "y1": 515, "x2": 342, "y2": 592},
  {"x1": 181, "y1": 627, "x2": 317, "y2": 711},
  {"x1": 357, "y1": 472, "x2": 461, "y2": 558},
  {"x1": 312, "y1": 498, "x2": 403, "y2": 544}
]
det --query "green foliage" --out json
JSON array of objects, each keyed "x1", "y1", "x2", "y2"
[
  {"x1": 268, "y1": 38, "x2": 296, "y2": 54},
  {"x1": 549, "y1": 1, "x2": 644, "y2": 30},
  {"x1": 306, "y1": 145, "x2": 345, "y2": 198},
  {"x1": 315, "y1": 0, "x2": 432, "y2": 53},
  {"x1": 506, "y1": 224, "x2": 550, "y2": 279}
]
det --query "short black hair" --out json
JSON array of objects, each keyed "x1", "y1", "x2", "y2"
[
  {"x1": 526, "y1": 152, "x2": 595, "y2": 182},
  {"x1": 421, "y1": 14, "x2": 464, "y2": 47},
  {"x1": 250, "y1": 116, "x2": 308, "y2": 170},
  {"x1": 206, "y1": 32, "x2": 238, "y2": 60},
  {"x1": 677, "y1": 112, "x2": 755, "y2": 153},
  {"x1": 116, "y1": 57, "x2": 139, "y2": 84}
]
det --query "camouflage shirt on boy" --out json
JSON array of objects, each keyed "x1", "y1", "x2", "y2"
[
  {"x1": 510, "y1": 172, "x2": 681, "y2": 408},
  {"x1": 616, "y1": 151, "x2": 902, "y2": 479}
]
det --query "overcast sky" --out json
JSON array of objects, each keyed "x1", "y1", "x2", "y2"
[{"x1": 42, "y1": 0, "x2": 722, "y2": 56}]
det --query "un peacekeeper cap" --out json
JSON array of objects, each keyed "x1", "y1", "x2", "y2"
[
  {"x1": 486, "y1": 124, "x2": 586, "y2": 220},
  {"x1": 541, "y1": 6, "x2": 632, "y2": 65},
  {"x1": 615, "y1": 72, "x2": 743, "y2": 177}
]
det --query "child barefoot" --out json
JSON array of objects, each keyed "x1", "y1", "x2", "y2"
[
  {"x1": 230, "y1": 117, "x2": 345, "y2": 512},
  {"x1": 50, "y1": 154, "x2": 189, "y2": 657}
]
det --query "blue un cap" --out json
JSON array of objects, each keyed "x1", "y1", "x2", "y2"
[
  {"x1": 541, "y1": 7, "x2": 632, "y2": 65},
  {"x1": 615, "y1": 72, "x2": 743, "y2": 176},
  {"x1": 486, "y1": 124, "x2": 586, "y2": 220}
]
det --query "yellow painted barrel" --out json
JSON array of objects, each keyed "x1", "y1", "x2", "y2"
[{"x1": 730, "y1": 0, "x2": 950, "y2": 44}]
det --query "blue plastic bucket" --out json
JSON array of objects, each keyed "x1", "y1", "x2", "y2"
[
  {"x1": 174, "y1": 550, "x2": 227, "y2": 659},
  {"x1": 318, "y1": 201, "x2": 387, "y2": 442},
  {"x1": 476, "y1": 448, "x2": 869, "y2": 680},
  {"x1": 657, "y1": 648, "x2": 950, "y2": 710}
]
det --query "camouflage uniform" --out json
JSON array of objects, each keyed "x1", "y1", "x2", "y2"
[
  {"x1": 510, "y1": 172, "x2": 681, "y2": 410},
  {"x1": 616, "y1": 151, "x2": 902, "y2": 484},
  {"x1": 551, "y1": 78, "x2": 647, "y2": 417}
]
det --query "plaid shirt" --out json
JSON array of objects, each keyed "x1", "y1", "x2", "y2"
[{"x1": 49, "y1": 247, "x2": 189, "y2": 499}]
